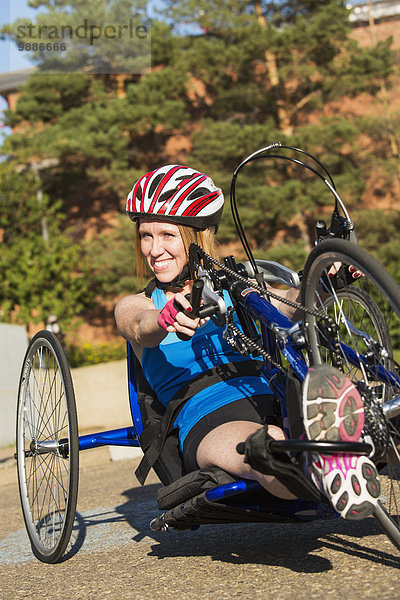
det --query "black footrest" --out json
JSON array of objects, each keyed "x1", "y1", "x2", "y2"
[
  {"x1": 237, "y1": 439, "x2": 372, "y2": 456},
  {"x1": 269, "y1": 440, "x2": 372, "y2": 455}
]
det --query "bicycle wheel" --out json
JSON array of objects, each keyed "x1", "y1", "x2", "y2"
[
  {"x1": 322, "y1": 286, "x2": 393, "y2": 395},
  {"x1": 301, "y1": 238, "x2": 400, "y2": 551},
  {"x1": 16, "y1": 330, "x2": 79, "y2": 563}
]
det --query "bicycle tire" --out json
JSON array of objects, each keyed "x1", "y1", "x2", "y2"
[
  {"x1": 301, "y1": 238, "x2": 400, "y2": 552},
  {"x1": 16, "y1": 330, "x2": 79, "y2": 563}
]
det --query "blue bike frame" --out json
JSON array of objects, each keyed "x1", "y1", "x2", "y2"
[
  {"x1": 76, "y1": 281, "x2": 399, "y2": 503},
  {"x1": 75, "y1": 280, "x2": 400, "y2": 519},
  {"x1": 77, "y1": 288, "x2": 308, "y2": 453}
]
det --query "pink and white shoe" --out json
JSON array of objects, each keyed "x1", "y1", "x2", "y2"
[{"x1": 302, "y1": 365, "x2": 380, "y2": 520}]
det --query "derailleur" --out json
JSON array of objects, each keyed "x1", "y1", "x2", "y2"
[
  {"x1": 316, "y1": 316, "x2": 343, "y2": 369},
  {"x1": 222, "y1": 307, "x2": 252, "y2": 356},
  {"x1": 357, "y1": 381, "x2": 390, "y2": 461}
]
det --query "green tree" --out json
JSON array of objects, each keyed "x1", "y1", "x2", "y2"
[
  {"x1": 162, "y1": 0, "x2": 397, "y2": 257},
  {"x1": 82, "y1": 214, "x2": 139, "y2": 297},
  {"x1": 353, "y1": 208, "x2": 400, "y2": 284},
  {"x1": 5, "y1": 1, "x2": 396, "y2": 255},
  {"x1": 1, "y1": 0, "x2": 399, "y2": 340},
  {"x1": 2, "y1": 0, "x2": 151, "y2": 74},
  {"x1": 0, "y1": 162, "x2": 100, "y2": 327},
  {"x1": 3, "y1": 67, "x2": 189, "y2": 217}
]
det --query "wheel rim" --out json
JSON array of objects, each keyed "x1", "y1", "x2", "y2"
[
  {"x1": 303, "y1": 246, "x2": 400, "y2": 535},
  {"x1": 17, "y1": 338, "x2": 75, "y2": 557},
  {"x1": 305, "y1": 251, "x2": 397, "y2": 395}
]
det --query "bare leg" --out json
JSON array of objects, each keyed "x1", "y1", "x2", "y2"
[{"x1": 196, "y1": 421, "x2": 296, "y2": 500}]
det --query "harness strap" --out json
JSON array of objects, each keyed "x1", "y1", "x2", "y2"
[
  {"x1": 143, "y1": 264, "x2": 192, "y2": 298},
  {"x1": 143, "y1": 278, "x2": 157, "y2": 298},
  {"x1": 135, "y1": 359, "x2": 265, "y2": 485}
]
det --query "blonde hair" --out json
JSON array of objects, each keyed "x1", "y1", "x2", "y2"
[{"x1": 135, "y1": 221, "x2": 218, "y2": 285}]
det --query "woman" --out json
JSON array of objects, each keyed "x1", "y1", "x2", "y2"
[{"x1": 115, "y1": 164, "x2": 380, "y2": 516}]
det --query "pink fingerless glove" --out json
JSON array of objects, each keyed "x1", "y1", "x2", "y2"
[{"x1": 158, "y1": 298, "x2": 180, "y2": 331}]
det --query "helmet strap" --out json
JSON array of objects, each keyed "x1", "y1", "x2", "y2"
[{"x1": 156, "y1": 263, "x2": 191, "y2": 291}]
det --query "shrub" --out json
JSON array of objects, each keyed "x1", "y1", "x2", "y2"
[{"x1": 66, "y1": 341, "x2": 126, "y2": 368}]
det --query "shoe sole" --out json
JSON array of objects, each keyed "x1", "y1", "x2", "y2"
[
  {"x1": 302, "y1": 365, "x2": 364, "y2": 443},
  {"x1": 315, "y1": 453, "x2": 380, "y2": 520},
  {"x1": 303, "y1": 366, "x2": 380, "y2": 520}
]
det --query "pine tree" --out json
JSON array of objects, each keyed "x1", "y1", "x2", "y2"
[
  {"x1": 3, "y1": 0, "x2": 151, "y2": 74},
  {"x1": 1, "y1": 0, "x2": 399, "y2": 336},
  {"x1": 161, "y1": 0, "x2": 397, "y2": 255}
]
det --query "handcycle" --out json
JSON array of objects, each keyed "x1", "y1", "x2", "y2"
[{"x1": 15, "y1": 143, "x2": 400, "y2": 563}]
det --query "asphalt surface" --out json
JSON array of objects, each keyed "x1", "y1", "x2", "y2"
[{"x1": 1, "y1": 442, "x2": 399, "y2": 600}]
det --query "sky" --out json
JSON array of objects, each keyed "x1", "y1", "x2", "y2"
[
  {"x1": 0, "y1": 0, "x2": 368, "y2": 76},
  {"x1": 0, "y1": 0, "x2": 38, "y2": 131},
  {"x1": 0, "y1": 0, "x2": 166, "y2": 75},
  {"x1": 1, "y1": 0, "x2": 38, "y2": 74}
]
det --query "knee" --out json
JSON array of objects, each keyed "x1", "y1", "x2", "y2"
[{"x1": 266, "y1": 424, "x2": 286, "y2": 441}]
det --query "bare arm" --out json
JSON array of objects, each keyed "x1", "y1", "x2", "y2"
[
  {"x1": 114, "y1": 290, "x2": 203, "y2": 350},
  {"x1": 266, "y1": 284, "x2": 302, "y2": 321},
  {"x1": 114, "y1": 293, "x2": 168, "y2": 348}
]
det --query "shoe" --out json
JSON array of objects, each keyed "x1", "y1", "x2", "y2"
[
  {"x1": 309, "y1": 452, "x2": 380, "y2": 520},
  {"x1": 302, "y1": 365, "x2": 380, "y2": 520},
  {"x1": 303, "y1": 365, "x2": 364, "y2": 443}
]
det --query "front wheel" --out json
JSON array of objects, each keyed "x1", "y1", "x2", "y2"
[
  {"x1": 16, "y1": 331, "x2": 79, "y2": 563},
  {"x1": 301, "y1": 238, "x2": 400, "y2": 552}
]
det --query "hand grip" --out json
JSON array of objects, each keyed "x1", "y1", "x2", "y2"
[
  {"x1": 198, "y1": 303, "x2": 218, "y2": 318},
  {"x1": 176, "y1": 279, "x2": 204, "y2": 341},
  {"x1": 188, "y1": 278, "x2": 204, "y2": 318}
]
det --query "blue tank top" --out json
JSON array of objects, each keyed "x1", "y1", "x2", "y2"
[{"x1": 141, "y1": 287, "x2": 272, "y2": 448}]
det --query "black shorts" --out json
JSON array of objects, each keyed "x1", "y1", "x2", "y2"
[{"x1": 181, "y1": 395, "x2": 278, "y2": 473}]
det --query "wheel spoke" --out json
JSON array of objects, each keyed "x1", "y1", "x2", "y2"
[
  {"x1": 32, "y1": 353, "x2": 63, "y2": 442},
  {"x1": 16, "y1": 332, "x2": 78, "y2": 562},
  {"x1": 302, "y1": 238, "x2": 400, "y2": 551},
  {"x1": 27, "y1": 453, "x2": 68, "y2": 514}
]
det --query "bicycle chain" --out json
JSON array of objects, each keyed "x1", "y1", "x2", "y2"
[
  {"x1": 189, "y1": 243, "x2": 322, "y2": 317},
  {"x1": 189, "y1": 243, "x2": 341, "y2": 372},
  {"x1": 223, "y1": 319, "x2": 284, "y2": 368}
]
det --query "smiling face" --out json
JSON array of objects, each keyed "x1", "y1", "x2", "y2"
[{"x1": 138, "y1": 219, "x2": 187, "y2": 283}]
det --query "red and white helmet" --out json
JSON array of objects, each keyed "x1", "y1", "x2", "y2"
[{"x1": 126, "y1": 165, "x2": 224, "y2": 231}]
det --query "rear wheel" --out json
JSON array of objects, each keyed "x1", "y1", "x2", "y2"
[
  {"x1": 16, "y1": 331, "x2": 79, "y2": 563},
  {"x1": 301, "y1": 238, "x2": 400, "y2": 551}
]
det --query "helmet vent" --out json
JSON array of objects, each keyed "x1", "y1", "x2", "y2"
[
  {"x1": 188, "y1": 187, "x2": 208, "y2": 201},
  {"x1": 135, "y1": 185, "x2": 142, "y2": 203},
  {"x1": 157, "y1": 189, "x2": 176, "y2": 204},
  {"x1": 149, "y1": 173, "x2": 164, "y2": 198}
]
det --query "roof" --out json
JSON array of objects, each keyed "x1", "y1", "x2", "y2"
[
  {"x1": 0, "y1": 68, "x2": 35, "y2": 95},
  {"x1": 348, "y1": 0, "x2": 400, "y2": 24}
]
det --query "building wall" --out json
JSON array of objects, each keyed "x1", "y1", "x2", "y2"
[
  {"x1": 0, "y1": 324, "x2": 28, "y2": 447},
  {"x1": 350, "y1": 16, "x2": 400, "y2": 48}
]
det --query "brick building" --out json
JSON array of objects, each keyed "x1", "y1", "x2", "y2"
[
  {"x1": 0, "y1": 68, "x2": 33, "y2": 112},
  {"x1": 349, "y1": 0, "x2": 400, "y2": 48}
]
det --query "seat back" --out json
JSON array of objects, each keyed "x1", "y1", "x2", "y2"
[
  {"x1": 127, "y1": 341, "x2": 144, "y2": 438},
  {"x1": 126, "y1": 342, "x2": 185, "y2": 485}
]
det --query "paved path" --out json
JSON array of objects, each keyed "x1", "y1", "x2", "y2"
[
  {"x1": 1, "y1": 360, "x2": 399, "y2": 599},
  {"x1": 1, "y1": 444, "x2": 399, "y2": 600}
]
